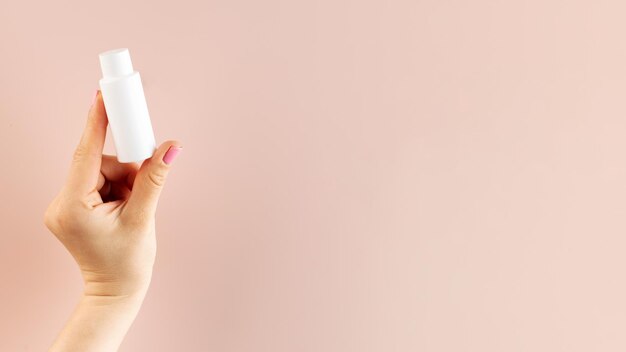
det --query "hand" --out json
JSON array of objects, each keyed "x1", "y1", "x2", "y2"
[{"x1": 44, "y1": 91, "x2": 182, "y2": 351}]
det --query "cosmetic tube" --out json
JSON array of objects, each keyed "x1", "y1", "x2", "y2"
[{"x1": 99, "y1": 48, "x2": 156, "y2": 163}]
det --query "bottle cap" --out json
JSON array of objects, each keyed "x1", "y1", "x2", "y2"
[{"x1": 99, "y1": 48, "x2": 134, "y2": 79}]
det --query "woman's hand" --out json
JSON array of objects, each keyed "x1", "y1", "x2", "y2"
[{"x1": 44, "y1": 91, "x2": 181, "y2": 351}]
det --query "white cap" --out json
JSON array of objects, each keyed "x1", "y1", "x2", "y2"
[{"x1": 99, "y1": 48, "x2": 134, "y2": 79}]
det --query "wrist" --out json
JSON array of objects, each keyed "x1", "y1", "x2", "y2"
[
  {"x1": 81, "y1": 283, "x2": 148, "y2": 314},
  {"x1": 82, "y1": 271, "x2": 152, "y2": 299},
  {"x1": 81, "y1": 289, "x2": 147, "y2": 311},
  {"x1": 50, "y1": 284, "x2": 148, "y2": 351}
]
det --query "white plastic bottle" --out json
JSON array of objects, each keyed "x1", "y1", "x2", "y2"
[{"x1": 99, "y1": 48, "x2": 156, "y2": 163}]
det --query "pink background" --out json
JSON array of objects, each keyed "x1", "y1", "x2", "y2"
[{"x1": 2, "y1": 0, "x2": 626, "y2": 351}]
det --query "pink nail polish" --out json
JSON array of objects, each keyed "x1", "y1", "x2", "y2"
[
  {"x1": 163, "y1": 146, "x2": 182, "y2": 165},
  {"x1": 91, "y1": 90, "x2": 99, "y2": 105}
]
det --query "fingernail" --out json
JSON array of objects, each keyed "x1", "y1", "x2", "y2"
[
  {"x1": 91, "y1": 90, "x2": 99, "y2": 106},
  {"x1": 163, "y1": 146, "x2": 182, "y2": 165}
]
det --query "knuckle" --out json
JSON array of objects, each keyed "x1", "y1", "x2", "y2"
[
  {"x1": 44, "y1": 202, "x2": 64, "y2": 232},
  {"x1": 43, "y1": 198, "x2": 80, "y2": 234},
  {"x1": 72, "y1": 142, "x2": 99, "y2": 164},
  {"x1": 72, "y1": 144, "x2": 89, "y2": 164},
  {"x1": 43, "y1": 205, "x2": 56, "y2": 231},
  {"x1": 146, "y1": 168, "x2": 167, "y2": 188}
]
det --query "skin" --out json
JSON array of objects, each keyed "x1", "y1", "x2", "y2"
[{"x1": 44, "y1": 91, "x2": 181, "y2": 351}]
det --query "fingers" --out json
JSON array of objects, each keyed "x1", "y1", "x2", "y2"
[
  {"x1": 99, "y1": 155, "x2": 139, "y2": 189},
  {"x1": 67, "y1": 91, "x2": 108, "y2": 195},
  {"x1": 122, "y1": 140, "x2": 182, "y2": 221},
  {"x1": 97, "y1": 156, "x2": 139, "y2": 200},
  {"x1": 100, "y1": 181, "x2": 132, "y2": 203}
]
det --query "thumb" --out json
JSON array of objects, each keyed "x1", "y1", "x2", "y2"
[{"x1": 123, "y1": 141, "x2": 182, "y2": 221}]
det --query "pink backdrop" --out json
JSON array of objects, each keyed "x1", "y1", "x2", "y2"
[{"x1": 2, "y1": 0, "x2": 626, "y2": 351}]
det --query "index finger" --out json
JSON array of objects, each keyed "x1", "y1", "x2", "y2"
[{"x1": 66, "y1": 91, "x2": 108, "y2": 195}]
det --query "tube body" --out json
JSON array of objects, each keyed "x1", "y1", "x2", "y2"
[{"x1": 99, "y1": 48, "x2": 156, "y2": 163}]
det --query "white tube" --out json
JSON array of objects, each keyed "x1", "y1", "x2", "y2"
[{"x1": 99, "y1": 48, "x2": 156, "y2": 163}]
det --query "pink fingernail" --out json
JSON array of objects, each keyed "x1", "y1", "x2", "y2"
[
  {"x1": 163, "y1": 146, "x2": 182, "y2": 165},
  {"x1": 91, "y1": 90, "x2": 99, "y2": 105}
]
